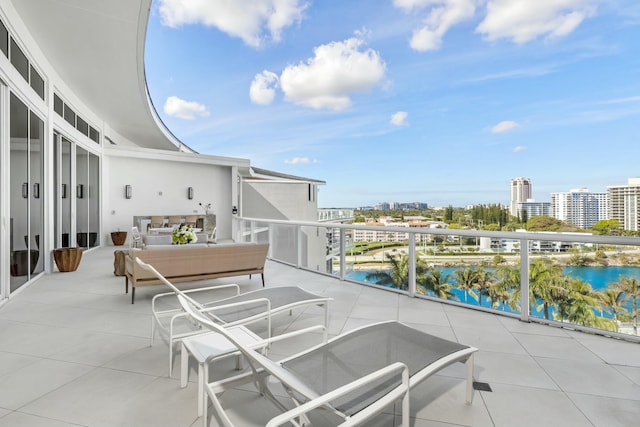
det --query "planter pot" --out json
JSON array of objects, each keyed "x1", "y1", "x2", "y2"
[
  {"x1": 111, "y1": 231, "x2": 127, "y2": 246},
  {"x1": 53, "y1": 247, "x2": 83, "y2": 272},
  {"x1": 10, "y1": 249, "x2": 39, "y2": 276}
]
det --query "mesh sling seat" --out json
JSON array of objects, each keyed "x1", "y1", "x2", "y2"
[
  {"x1": 135, "y1": 258, "x2": 331, "y2": 376},
  {"x1": 178, "y1": 295, "x2": 478, "y2": 427}
]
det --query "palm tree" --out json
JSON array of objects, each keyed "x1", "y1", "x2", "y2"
[
  {"x1": 475, "y1": 267, "x2": 495, "y2": 308},
  {"x1": 596, "y1": 289, "x2": 627, "y2": 323},
  {"x1": 494, "y1": 260, "x2": 566, "y2": 318},
  {"x1": 365, "y1": 253, "x2": 426, "y2": 291},
  {"x1": 613, "y1": 276, "x2": 640, "y2": 335},
  {"x1": 555, "y1": 278, "x2": 596, "y2": 325},
  {"x1": 454, "y1": 268, "x2": 479, "y2": 304},
  {"x1": 418, "y1": 269, "x2": 457, "y2": 300}
]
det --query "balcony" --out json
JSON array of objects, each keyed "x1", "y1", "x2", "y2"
[{"x1": 0, "y1": 237, "x2": 639, "y2": 426}]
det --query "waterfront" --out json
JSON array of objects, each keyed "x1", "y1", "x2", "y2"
[{"x1": 346, "y1": 265, "x2": 640, "y2": 324}]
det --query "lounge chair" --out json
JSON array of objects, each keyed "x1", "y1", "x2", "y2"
[
  {"x1": 177, "y1": 294, "x2": 478, "y2": 427},
  {"x1": 134, "y1": 258, "x2": 331, "y2": 376}
]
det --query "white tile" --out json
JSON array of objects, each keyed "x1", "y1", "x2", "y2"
[
  {"x1": 0, "y1": 411, "x2": 81, "y2": 427},
  {"x1": 0, "y1": 359, "x2": 93, "y2": 410},
  {"x1": 568, "y1": 392, "x2": 640, "y2": 427},
  {"x1": 482, "y1": 383, "x2": 592, "y2": 427}
]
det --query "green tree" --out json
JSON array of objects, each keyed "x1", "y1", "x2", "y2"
[
  {"x1": 366, "y1": 253, "x2": 409, "y2": 290},
  {"x1": 596, "y1": 289, "x2": 627, "y2": 323},
  {"x1": 454, "y1": 268, "x2": 479, "y2": 304},
  {"x1": 591, "y1": 219, "x2": 622, "y2": 235},
  {"x1": 613, "y1": 276, "x2": 640, "y2": 335},
  {"x1": 418, "y1": 269, "x2": 457, "y2": 300},
  {"x1": 475, "y1": 267, "x2": 495, "y2": 308}
]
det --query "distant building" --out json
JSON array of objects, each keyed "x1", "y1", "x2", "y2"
[
  {"x1": 510, "y1": 177, "x2": 532, "y2": 216},
  {"x1": 551, "y1": 188, "x2": 608, "y2": 229},
  {"x1": 515, "y1": 199, "x2": 551, "y2": 219},
  {"x1": 608, "y1": 178, "x2": 640, "y2": 231}
]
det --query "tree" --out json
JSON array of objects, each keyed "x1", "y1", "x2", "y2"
[
  {"x1": 596, "y1": 289, "x2": 627, "y2": 323},
  {"x1": 614, "y1": 276, "x2": 640, "y2": 335},
  {"x1": 454, "y1": 268, "x2": 479, "y2": 304},
  {"x1": 475, "y1": 267, "x2": 495, "y2": 308},
  {"x1": 418, "y1": 269, "x2": 457, "y2": 300},
  {"x1": 365, "y1": 253, "x2": 426, "y2": 291},
  {"x1": 526, "y1": 216, "x2": 566, "y2": 231},
  {"x1": 592, "y1": 219, "x2": 622, "y2": 235}
]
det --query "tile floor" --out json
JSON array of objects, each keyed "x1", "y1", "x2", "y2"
[{"x1": 0, "y1": 247, "x2": 639, "y2": 426}]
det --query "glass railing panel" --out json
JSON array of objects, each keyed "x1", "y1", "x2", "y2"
[
  {"x1": 269, "y1": 223, "x2": 298, "y2": 265},
  {"x1": 549, "y1": 240, "x2": 640, "y2": 337}
]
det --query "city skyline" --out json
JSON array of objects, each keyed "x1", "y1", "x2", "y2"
[{"x1": 145, "y1": 0, "x2": 640, "y2": 208}]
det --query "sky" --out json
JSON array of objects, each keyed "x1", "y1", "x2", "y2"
[{"x1": 144, "y1": 0, "x2": 640, "y2": 209}]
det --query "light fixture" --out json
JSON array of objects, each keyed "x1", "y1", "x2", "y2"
[
  {"x1": 125, "y1": 184, "x2": 132, "y2": 199},
  {"x1": 33, "y1": 183, "x2": 40, "y2": 199},
  {"x1": 22, "y1": 182, "x2": 28, "y2": 198},
  {"x1": 232, "y1": 205, "x2": 238, "y2": 215},
  {"x1": 187, "y1": 186, "x2": 194, "y2": 200},
  {"x1": 77, "y1": 184, "x2": 84, "y2": 199},
  {"x1": 61, "y1": 183, "x2": 67, "y2": 199}
]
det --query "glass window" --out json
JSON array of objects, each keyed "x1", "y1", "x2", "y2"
[
  {"x1": 53, "y1": 94, "x2": 63, "y2": 116},
  {"x1": 76, "y1": 116, "x2": 88, "y2": 136},
  {"x1": 89, "y1": 126, "x2": 99, "y2": 143},
  {"x1": 0, "y1": 19, "x2": 7, "y2": 58},
  {"x1": 30, "y1": 65, "x2": 45, "y2": 100},
  {"x1": 9, "y1": 37, "x2": 29, "y2": 81},
  {"x1": 63, "y1": 104, "x2": 76, "y2": 127}
]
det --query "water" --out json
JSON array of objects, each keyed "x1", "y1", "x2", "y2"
[
  {"x1": 347, "y1": 266, "x2": 640, "y2": 291},
  {"x1": 345, "y1": 266, "x2": 640, "y2": 318}
]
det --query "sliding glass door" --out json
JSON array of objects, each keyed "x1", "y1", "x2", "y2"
[{"x1": 9, "y1": 92, "x2": 43, "y2": 293}]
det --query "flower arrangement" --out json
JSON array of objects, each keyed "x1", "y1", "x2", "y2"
[{"x1": 172, "y1": 225, "x2": 197, "y2": 245}]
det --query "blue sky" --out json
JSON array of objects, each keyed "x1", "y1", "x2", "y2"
[{"x1": 144, "y1": 0, "x2": 640, "y2": 209}]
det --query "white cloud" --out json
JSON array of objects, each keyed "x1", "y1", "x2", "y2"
[
  {"x1": 163, "y1": 96, "x2": 210, "y2": 120},
  {"x1": 391, "y1": 111, "x2": 409, "y2": 126},
  {"x1": 477, "y1": 0, "x2": 597, "y2": 44},
  {"x1": 279, "y1": 37, "x2": 386, "y2": 110},
  {"x1": 250, "y1": 71, "x2": 279, "y2": 105},
  {"x1": 513, "y1": 146, "x2": 526, "y2": 152},
  {"x1": 158, "y1": 0, "x2": 307, "y2": 48},
  {"x1": 284, "y1": 157, "x2": 318, "y2": 164},
  {"x1": 491, "y1": 120, "x2": 519, "y2": 133},
  {"x1": 394, "y1": 0, "x2": 477, "y2": 51}
]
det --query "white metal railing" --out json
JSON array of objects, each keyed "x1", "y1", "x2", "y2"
[{"x1": 236, "y1": 216, "x2": 640, "y2": 342}]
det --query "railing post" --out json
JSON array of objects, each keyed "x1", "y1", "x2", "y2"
[
  {"x1": 520, "y1": 238, "x2": 530, "y2": 322},
  {"x1": 339, "y1": 229, "x2": 346, "y2": 280},
  {"x1": 408, "y1": 234, "x2": 416, "y2": 298}
]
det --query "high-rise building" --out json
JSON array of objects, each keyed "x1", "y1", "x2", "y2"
[
  {"x1": 510, "y1": 177, "x2": 532, "y2": 217},
  {"x1": 515, "y1": 199, "x2": 551, "y2": 220},
  {"x1": 551, "y1": 188, "x2": 608, "y2": 229},
  {"x1": 608, "y1": 178, "x2": 640, "y2": 231}
]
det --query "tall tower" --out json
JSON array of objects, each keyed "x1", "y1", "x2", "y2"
[{"x1": 510, "y1": 177, "x2": 532, "y2": 217}]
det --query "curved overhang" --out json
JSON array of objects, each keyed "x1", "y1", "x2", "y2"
[{"x1": 8, "y1": 0, "x2": 189, "y2": 152}]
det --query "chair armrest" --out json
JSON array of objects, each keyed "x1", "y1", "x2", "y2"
[{"x1": 265, "y1": 362, "x2": 410, "y2": 427}]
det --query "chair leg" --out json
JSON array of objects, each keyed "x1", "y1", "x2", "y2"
[
  {"x1": 261, "y1": 273, "x2": 265, "y2": 287},
  {"x1": 125, "y1": 276, "x2": 129, "y2": 293},
  {"x1": 131, "y1": 287, "x2": 135, "y2": 304},
  {"x1": 465, "y1": 354, "x2": 474, "y2": 404}
]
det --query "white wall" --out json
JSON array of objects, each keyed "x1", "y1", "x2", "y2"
[{"x1": 102, "y1": 152, "x2": 234, "y2": 245}]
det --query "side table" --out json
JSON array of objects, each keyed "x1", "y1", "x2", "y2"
[{"x1": 180, "y1": 325, "x2": 266, "y2": 416}]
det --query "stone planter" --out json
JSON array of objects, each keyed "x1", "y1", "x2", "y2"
[
  {"x1": 111, "y1": 231, "x2": 127, "y2": 246},
  {"x1": 53, "y1": 247, "x2": 83, "y2": 272}
]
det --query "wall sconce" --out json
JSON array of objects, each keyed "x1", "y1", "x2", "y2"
[
  {"x1": 22, "y1": 182, "x2": 28, "y2": 198},
  {"x1": 125, "y1": 184, "x2": 132, "y2": 199},
  {"x1": 61, "y1": 183, "x2": 67, "y2": 199},
  {"x1": 77, "y1": 184, "x2": 84, "y2": 199},
  {"x1": 33, "y1": 183, "x2": 40, "y2": 199},
  {"x1": 232, "y1": 205, "x2": 238, "y2": 215},
  {"x1": 187, "y1": 186, "x2": 194, "y2": 200}
]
